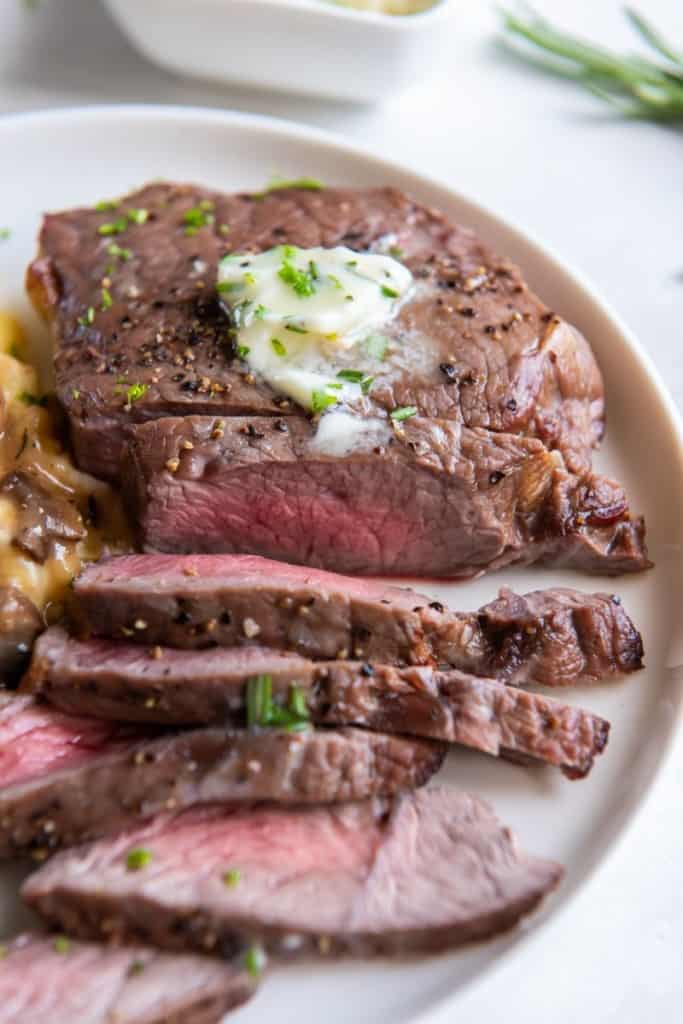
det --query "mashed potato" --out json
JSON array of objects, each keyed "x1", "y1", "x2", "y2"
[{"x1": 0, "y1": 312, "x2": 130, "y2": 621}]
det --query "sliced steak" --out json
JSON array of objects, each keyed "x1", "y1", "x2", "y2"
[
  {"x1": 28, "y1": 182, "x2": 602, "y2": 482},
  {"x1": 0, "y1": 933, "x2": 255, "y2": 1024},
  {"x1": 25, "y1": 629, "x2": 609, "y2": 778},
  {"x1": 23, "y1": 787, "x2": 563, "y2": 956},
  {"x1": 0, "y1": 694, "x2": 441, "y2": 858},
  {"x1": 123, "y1": 414, "x2": 648, "y2": 577},
  {"x1": 69, "y1": 553, "x2": 644, "y2": 684}
]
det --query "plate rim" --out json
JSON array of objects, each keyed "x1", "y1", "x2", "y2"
[{"x1": 1, "y1": 102, "x2": 682, "y2": 1022}]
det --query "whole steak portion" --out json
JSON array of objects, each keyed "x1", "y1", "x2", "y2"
[
  {"x1": 23, "y1": 788, "x2": 563, "y2": 957},
  {"x1": 25, "y1": 628, "x2": 609, "y2": 779},
  {"x1": 28, "y1": 183, "x2": 602, "y2": 482},
  {"x1": 125, "y1": 414, "x2": 647, "y2": 577},
  {"x1": 0, "y1": 933, "x2": 256, "y2": 1024},
  {"x1": 69, "y1": 553, "x2": 644, "y2": 684}
]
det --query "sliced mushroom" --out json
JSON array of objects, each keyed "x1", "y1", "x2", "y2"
[
  {"x1": 0, "y1": 470, "x2": 85, "y2": 563},
  {"x1": 0, "y1": 585, "x2": 43, "y2": 684}
]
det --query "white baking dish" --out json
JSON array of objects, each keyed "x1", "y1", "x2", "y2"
[{"x1": 102, "y1": 0, "x2": 458, "y2": 102}]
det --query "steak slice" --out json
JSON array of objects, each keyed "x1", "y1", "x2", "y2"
[
  {"x1": 0, "y1": 933, "x2": 255, "y2": 1024},
  {"x1": 28, "y1": 182, "x2": 603, "y2": 482},
  {"x1": 26, "y1": 629, "x2": 609, "y2": 778},
  {"x1": 23, "y1": 788, "x2": 563, "y2": 956},
  {"x1": 0, "y1": 694, "x2": 441, "y2": 858},
  {"x1": 123, "y1": 414, "x2": 648, "y2": 577},
  {"x1": 69, "y1": 553, "x2": 644, "y2": 684}
]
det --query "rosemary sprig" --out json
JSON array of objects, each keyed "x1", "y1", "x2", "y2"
[{"x1": 500, "y1": 6, "x2": 683, "y2": 121}]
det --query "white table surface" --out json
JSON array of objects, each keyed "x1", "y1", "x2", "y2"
[{"x1": 1, "y1": 1, "x2": 682, "y2": 1021}]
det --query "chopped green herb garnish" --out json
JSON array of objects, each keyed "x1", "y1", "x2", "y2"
[
  {"x1": 361, "y1": 376, "x2": 374, "y2": 395},
  {"x1": 327, "y1": 274, "x2": 343, "y2": 290},
  {"x1": 95, "y1": 199, "x2": 118, "y2": 212},
  {"x1": 284, "y1": 323, "x2": 308, "y2": 334},
  {"x1": 345, "y1": 259, "x2": 358, "y2": 268},
  {"x1": 271, "y1": 337, "x2": 287, "y2": 357},
  {"x1": 326, "y1": 382, "x2": 343, "y2": 390},
  {"x1": 53, "y1": 936, "x2": 71, "y2": 954},
  {"x1": 336, "y1": 369, "x2": 364, "y2": 384},
  {"x1": 126, "y1": 847, "x2": 152, "y2": 871},
  {"x1": 243, "y1": 271, "x2": 256, "y2": 286},
  {"x1": 308, "y1": 260, "x2": 320, "y2": 281},
  {"x1": 216, "y1": 280, "x2": 243, "y2": 294},
  {"x1": 244, "y1": 943, "x2": 266, "y2": 978},
  {"x1": 381, "y1": 284, "x2": 399, "y2": 298},
  {"x1": 253, "y1": 304, "x2": 268, "y2": 319},
  {"x1": 222, "y1": 868, "x2": 241, "y2": 888},
  {"x1": 126, "y1": 383, "x2": 148, "y2": 405},
  {"x1": 98, "y1": 216, "x2": 128, "y2": 236},
  {"x1": 0, "y1": 228, "x2": 11, "y2": 241},
  {"x1": 126, "y1": 208, "x2": 148, "y2": 225},
  {"x1": 390, "y1": 405, "x2": 418, "y2": 422},
  {"x1": 364, "y1": 334, "x2": 389, "y2": 361},
  {"x1": 18, "y1": 391, "x2": 47, "y2": 407},
  {"x1": 183, "y1": 204, "x2": 214, "y2": 235},
  {"x1": 246, "y1": 676, "x2": 311, "y2": 731},
  {"x1": 254, "y1": 176, "x2": 324, "y2": 199},
  {"x1": 237, "y1": 345, "x2": 251, "y2": 359},
  {"x1": 278, "y1": 258, "x2": 316, "y2": 297},
  {"x1": 388, "y1": 245, "x2": 405, "y2": 260},
  {"x1": 101, "y1": 287, "x2": 113, "y2": 311},
  {"x1": 107, "y1": 242, "x2": 132, "y2": 261},
  {"x1": 78, "y1": 306, "x2": 96, "y2": 327},
  {"x1": 311, "y1": 390, "x2": 338, "y2": 414},
  {"x1": 127, "y1": 960, "x2": 146, "y2": 977}
]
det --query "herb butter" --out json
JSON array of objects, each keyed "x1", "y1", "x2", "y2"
[{"x1": 218, "y1": 245, "x2": 412, "y2": 414}]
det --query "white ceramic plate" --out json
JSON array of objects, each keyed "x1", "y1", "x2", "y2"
[{"x1": 0, "y1": 105, "x2": 681, "y2": 1024}]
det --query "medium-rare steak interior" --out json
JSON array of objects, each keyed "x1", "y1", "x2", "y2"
[
  {"x1": 0, "y1": 932, "x2": 257, "y2": 1024},
  {"x1": 0, "y1": 693, "x2": 444, "y2": 858},
  {"x1": 23, "y1": 787, "x2": 563, "y2": 957},
  {"x1": 68, "y1": 553, "x2": 644, "y2": 684},
  {"x1": 26, "y1": 626, "x2": 609, "y2": 778},
  {"x1": 28, "y1": 182, "x2": 649, "y2": 578}
]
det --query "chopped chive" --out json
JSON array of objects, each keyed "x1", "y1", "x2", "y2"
[
  {"x1": 243, "y1": 272, "x2": 256, "y2": 286},
  {"x1": 345, "y1": 259, "x2": 358, "y2": 268},
  {"x1": 288, "y1": 685, "x2": 308, "y2": 718},
  {"x1": 101, "y1": 287, "x2": 113, "y2": 311},
  {"x1": 254, "y1": 177, "x2": 324, "y2": 199},
  {"x1": 278, "y1": 259, "x2": 316, "y2": 297},
  {"x1": 126, "y1": 847, "x2": 152, "y2": 871},
  {"x1": 94, "y1": 199, "x2": 118, "y2": 212},
  {"x1": 311, "y1": 390, "x2": 338, "y2": 414},
  {"x1": 237, "y1": 345, "x2": 250, "y2": 359},
  {"x1": 246, "y1": 675, "x2": 273, "y2": 728},
  {"x1": 284, "y1": 323, "x2": 308, "y2": 334},
  {"x1": 327, "y1": 382, "x2": 343, "y2": 390},
  {"x1": 364, "y1": 334, "x2": 389, "y2": 361},
  {"x1": 361, "y1": 375, "x2": 374, "y2": 395},
  {"x1": 127, "y1": 960, "x2": 146, "y2": 977},
  {"x1": 98, "y1": 217, "x2": 128, "y2": 236},
  {"x1": 78, "y1": 306, "x2": 96, "y2": 327},
  {"x1": 216, "y1": 280, "x2": 243, "y2": 294},
  {"x1": 388, "y1": 245, "x2": 405, "y2": 260},
  {"x1": 271, "y1": 337, "x2": 288, "y2": 357},
  {"x1": 336, "y1": 369, "x2": 364, "y2": 384},
  {"x1": 244, "y1": 944, "x2": 266, "y2": 978},
  {"x1": 253, "y1": 304, "x2": 268, "y2": 319},
  {"x1": 327, "y1": 274, "x2": 343, "y2": 290},
  {"x1": 53, "y1": 936, "x2": 71, "y2": 954},
  {"x1": 0, "y1": 228, "x2": 11, "y2": 241},
  {"x1": 381, "y1": 285, "x2": 399, "y2": 298},
  {"x1": 125, "y1": 383, "x2": 148, "y2": 404},
  {"x1": 107, "y1": 242, "x2": 132, "y2": 261},
  {"x1": 222, "y1": 868, "x2": 241, "y2": 888},
  {"x1": 183, "y1": 205, "x2": 214, "y2": 234},
  {"x1": 126, "y1": 208, "x2": 148, "y2": 225},
  {"x1": 390, "y1": 405, "x2": 418, "y2": 422},
  {"x1": 308, "y1": 260, "x2": 320, "y2": 281}
]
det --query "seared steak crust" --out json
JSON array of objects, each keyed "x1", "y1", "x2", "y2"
[
  {"x1": 29, "y1": 183, "x2": 602, "y2": 481},
  {"x1": 23, "y1": 788, "x2": 563, "y2": 957},
  {"x1": 26, "y1": 628, "x2": 609, "y2": 778},
  {"x1": 68, "y1": 554, "x2": 644, "y2": 684}
]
